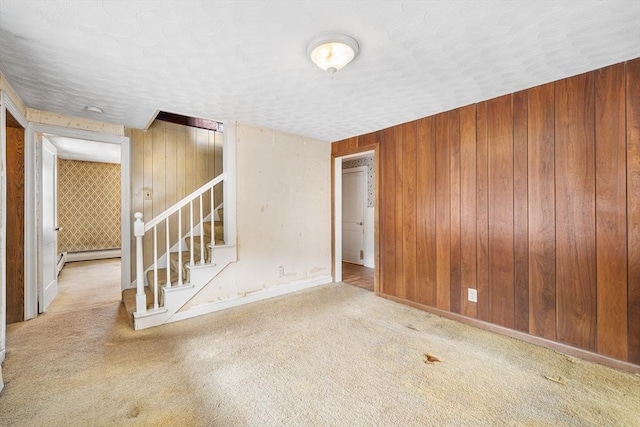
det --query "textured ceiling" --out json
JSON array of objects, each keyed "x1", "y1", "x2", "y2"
[{"x1": 0, "y1": 1, "x2": 638, "y2": 142}]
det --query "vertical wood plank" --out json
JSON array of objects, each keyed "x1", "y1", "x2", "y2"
[
  {"x1": 176, "y1": 125, "x2": 188, "y2": 237},
  {"x1": 214, "y1": 130, "x2": 224, "y2": 208},
  {"x1": 380, "y1": 128, "x2": 397, "y2": 296},
  {"x1": 195, "y1": 128, "x2": 209, "y2": 220},
  {"x1": 476, "y1": 102, "x2": 490, "y2": 321},
  {"x1": 555, "y1": 72, "x2": 597, "y2": 351},
  {"x1": 143, "y1": 125, "x2": 154, "y2": 268},
  {"x1": 152, "y1": 121, "x2": 167, "y2": 256},
  {"x1": 449, "y1": 109, "x2": 462, "y2": 314},
  {"x1": 416, "y1": 116, "x2": 437, "y2": 306},
  {"x1": 435, "y1": 112, "x2": 451, "y2": 311},
  {"x1": 595, "y1": 63, "x2": 628, "y2": 360},
  {"x1": 6, "y1": 127, "x2": 24, "y2": 323},
  {"x1": 513, "y1": 90, "x2": 530, "y2": 332},
  {"x1": 394, "y1": 126, "x2": 405, "y2": 298},
  {"x1": 165, "y1": 124, "x2": 178, "y2": 244},
  {"x1": 208, "y1": 129, "x2": 216, "y2": 182},
  {"x1": 130, "y1": 129, "x2": 144, "y2": 279},
  {"x1": 186, "y1": 126, "x2": 197, "y2": 232},
  {"x1": 402, "y1": 121, "x2": 417, "y2": 301},
  {"x1": 460, "y1": 105, "x2": 477, "y2": 318},
  {"x1": 627, "y1": 58, "x2": 640, "y2": 364},
  {"x1": 165, "y1": 124, "x2": 178, "y2": 206},
  {"x1": 527, "y1": 83, "x2": 556, "y2": 340},
  {"x1": 487, "y1": 94, "x2": 515, "y2": 329}
]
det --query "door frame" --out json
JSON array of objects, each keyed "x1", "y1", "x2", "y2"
[
  {"x1": 0, "y1": 91, "x2": 27, "y2": 362},
  {"x1": 24, "y1": 124, "x2": 131, "y2": 320},
  {"x1": 333, "y1": 149, "x2": 377, "y2": 289}
]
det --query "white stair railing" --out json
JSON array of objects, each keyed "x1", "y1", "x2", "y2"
[{"x1": 133, "y1": 173, "x2": 225, "y2": 314}]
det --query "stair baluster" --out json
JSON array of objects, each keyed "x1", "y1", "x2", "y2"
[
  {"x1": 189, "y1": 200, "x2": 194, "y2": 266},
  {"x1": 210, "y1": 187, "x2": 214, "y2": 261},
  {"x1": 178, "y1": 209, "x2": 183, "y2": 286},
  {"x1": 165, "y1": 218, "x2": 171, "y2": 288},
  {"x1": 153, "y1": 226, "x2": 159, "y2": 309},
  {"x1": 199, "y1": 194, "x2": 204, "y2": 264}
]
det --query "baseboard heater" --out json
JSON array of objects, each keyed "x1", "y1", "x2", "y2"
[{"x1": 64, "y1": 249, "x2": 121, "y2": 262}]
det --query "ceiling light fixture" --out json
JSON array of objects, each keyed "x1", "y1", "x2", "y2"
[
  {"x1": 85, "y1": 106, "x2": 103, "y2": 114},
  {"x1": 307, "y1": 33, "x2": 359, "y2": 74}
]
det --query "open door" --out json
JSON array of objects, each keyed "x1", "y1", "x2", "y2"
[
  {"x1": 40, "y1": 136, "x2": 58, "y2": 312},
  {"x1": 342, "y1": 167, "x2": 366, "y2": 265}
]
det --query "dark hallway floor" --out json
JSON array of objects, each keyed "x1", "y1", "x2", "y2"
[{"x1": 342, "y1": 262, "x2": 374, "y2": 292}]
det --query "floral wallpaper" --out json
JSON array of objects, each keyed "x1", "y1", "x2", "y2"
[{"x1": 342, "y1": 155, "x2": 374, "y2": 207}]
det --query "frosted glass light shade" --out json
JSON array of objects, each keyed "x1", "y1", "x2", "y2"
[{"x1": 307, "y1": 34, "x2": 359, "y2": 74}]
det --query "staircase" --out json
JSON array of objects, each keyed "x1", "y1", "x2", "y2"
[{"x1": 123, "y1": 174, "x2": 235, "y2": 330}]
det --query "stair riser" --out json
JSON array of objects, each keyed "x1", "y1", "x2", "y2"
[{"x1": 133, "y1": 246, "x2": 234, "y2": 330}]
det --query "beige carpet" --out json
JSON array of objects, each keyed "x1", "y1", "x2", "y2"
[
  {"x1": 1, "y1": 282, "x2": 639, "y2": 426},
  {"x1": 49, "y1": 258, "x2": 122, "y2": 313}
]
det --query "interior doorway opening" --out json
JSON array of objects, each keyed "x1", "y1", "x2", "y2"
[
  {"x1": 334, "y1": 150, "x2": 376, "y2": 293},
  {"x1": 22, "y1": 124, "x2": 130, "y2": 320},
  {"x1": 39, "y1": 134, "x2": 123, "y2": 313}
]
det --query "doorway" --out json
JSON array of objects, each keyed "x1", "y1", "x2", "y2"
[
  {"x1": 40, "y1": 134, "x2": 123, "y2": 312},
  {"x1": 23, "y1": 124, "x2": 130, "y2": 320},
  {"x1": 342, "y1": 166, "x2": 366, "y2": 265},
  {"x1": 334, "y1": 151, "x2": 376, "y2": 292}
]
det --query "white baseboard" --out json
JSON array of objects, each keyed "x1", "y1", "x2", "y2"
[
  {"x1": 66, "y1": 249, "x2": 121, "y2": 262},
  {"x1": 167, "y1": 275, "x2": 333, "y2": 324}
]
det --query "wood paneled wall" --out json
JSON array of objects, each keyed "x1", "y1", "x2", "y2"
[
  {"x1": 332, "y1": 58, "x2": 640, "y2": 366},
  {"x1": 128, "y1": 120, "x2": 222, "y2": 278},
  {"x1": 6, "y1": 126, "x2": 24, "y2": 323}
]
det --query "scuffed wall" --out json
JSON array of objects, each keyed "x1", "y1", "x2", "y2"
[
  {"x1": 182, "y1": 123, "x2": 331, "y2": 309},
  {"x1": 58, "y1": 159, "x2": 121, "y2": 253}
]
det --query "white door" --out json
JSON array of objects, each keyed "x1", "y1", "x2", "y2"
[
  {"x1": 342, "y1": 168, "x2": 366, "y2": 265},
  {"x1": 40, "y1": 137, "x2": 58, "y2": 312}
]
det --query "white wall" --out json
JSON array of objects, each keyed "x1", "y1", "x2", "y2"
[{"x1": 181, "y1": 123, "x2": 331, "y2": 310}]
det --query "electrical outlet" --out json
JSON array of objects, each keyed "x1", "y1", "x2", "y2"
[
  {"x1": 468, "y1": 288, "x2": 478, "y2": 303},
  {"x1": 278, "y1": 266, "x2": 284, "y2": 277}
]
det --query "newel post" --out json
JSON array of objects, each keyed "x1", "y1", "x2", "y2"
[{"x1": 134, "y1": 212, "x2": 146, "y2": 314}]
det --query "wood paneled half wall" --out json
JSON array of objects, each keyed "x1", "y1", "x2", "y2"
[{"x1": 332, "y1": 58, "x2": 640, "y2": 369}]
